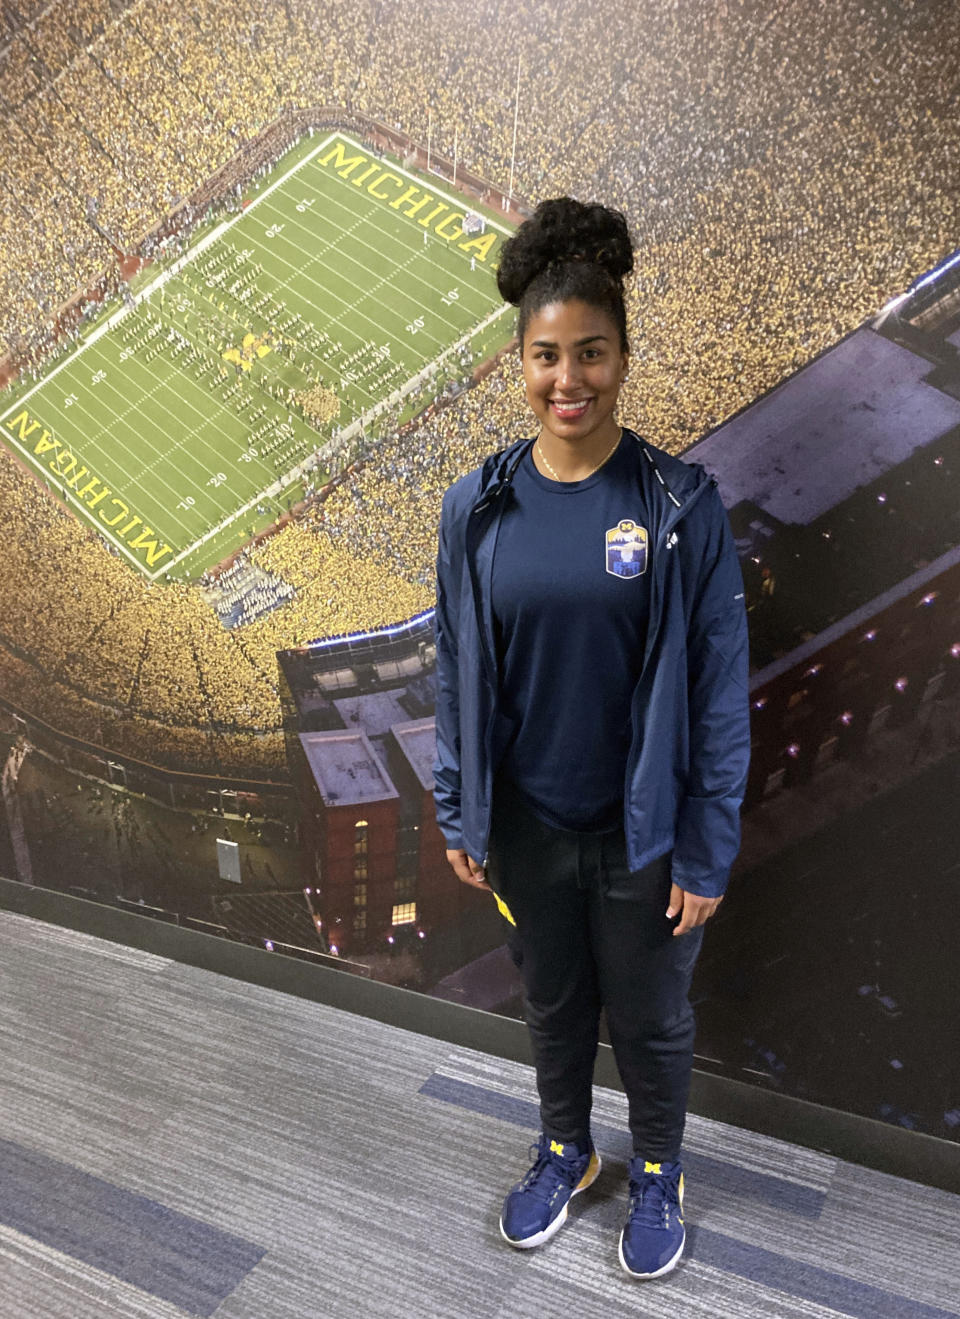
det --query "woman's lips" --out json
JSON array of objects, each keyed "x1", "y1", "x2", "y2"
[{"x1": 550, "y1": 398, "x2": 592, "y2": 418}]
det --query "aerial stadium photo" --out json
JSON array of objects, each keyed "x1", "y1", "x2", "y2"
[
  {"x1": 4, "y1": 131, "x2": 509, "y2": 580},
  {"x1": 2, "y1": 0, "x2": 960, "y2": 1307}
]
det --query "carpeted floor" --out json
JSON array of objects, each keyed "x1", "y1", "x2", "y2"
[{"x1": 0, "y1": 908, "x2": 956, "y2": 1318}]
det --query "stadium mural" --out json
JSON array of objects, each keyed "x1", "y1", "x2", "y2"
[{"x1": 1, "y1": 0, "x2": 959, "y2": 1145}]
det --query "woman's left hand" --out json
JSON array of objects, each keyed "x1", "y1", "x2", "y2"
[{"x1": 666, "y1": 883, "x2": 723, "y2": 936}]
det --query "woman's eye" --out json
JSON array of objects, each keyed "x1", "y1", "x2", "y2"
[{"x1": 533, "y1": 349, "x2": 600, "y2": 361}]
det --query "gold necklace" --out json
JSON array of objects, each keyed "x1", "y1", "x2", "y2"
[{"x1": 535, "y1": 426, "x2": 623, "y2": 483}]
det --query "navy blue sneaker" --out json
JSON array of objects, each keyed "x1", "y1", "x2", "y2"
[
  {"x1": 618, "y1": 1157, "x2": 685, "y2": 1279},
  {"x1": 500, "y1": 1133, "x2": 601, "y2": 1248}
]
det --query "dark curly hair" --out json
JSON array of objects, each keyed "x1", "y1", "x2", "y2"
[{"x1": 496, "y1": 197, "x2": 634, "y2": 352}]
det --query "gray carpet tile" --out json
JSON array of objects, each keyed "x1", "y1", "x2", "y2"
[
  {"x1": 0, "y1": 908, "x2": 959, "y2": 1319},
  {"x1": 0, "y1": 1135, "x2": 265, "y2": 1314}
]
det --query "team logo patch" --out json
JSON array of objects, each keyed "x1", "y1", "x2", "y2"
[{"x1": 605, "y1": 519, "x2": 648, "y2": 577}]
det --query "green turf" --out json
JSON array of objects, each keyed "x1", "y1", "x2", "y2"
[{"x1": 1, "y1": 131, "x2": 514, "y2": 581}]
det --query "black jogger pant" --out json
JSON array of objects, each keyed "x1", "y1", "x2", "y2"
[{"x1": 485, "y1": 770, "x2": 705, "y2": 1162}]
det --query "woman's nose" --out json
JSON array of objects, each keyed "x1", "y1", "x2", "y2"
[{"x1": 555, "y1": 357, "x2": 581, "y2": 389}]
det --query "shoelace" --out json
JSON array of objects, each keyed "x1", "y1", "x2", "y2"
[
  {"x1": 626, "y1": 1165, "x2": 682, "y2": 1230},
  {"x1": 519, "y1": 1140, "x2": 584, "y2": 1204}
]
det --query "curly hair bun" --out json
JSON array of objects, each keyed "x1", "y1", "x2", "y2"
[{"x1": 496, "y1": 197, "x2": 634, "y2": 306}]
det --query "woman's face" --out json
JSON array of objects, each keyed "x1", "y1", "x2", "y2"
[{"x1": 521, "y1": 298, "x2": 629, "y2": 450}]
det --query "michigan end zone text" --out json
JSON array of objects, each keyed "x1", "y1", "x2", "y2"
[{"x1": 4, "y1": 410, "x2": 173, "y2": 569}]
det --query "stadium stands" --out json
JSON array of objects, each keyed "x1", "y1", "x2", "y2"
[{"x1": 1, "y1": 0, "x2": 958, "y2": 773}]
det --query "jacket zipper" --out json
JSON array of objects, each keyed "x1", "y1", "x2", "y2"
[
  {"x1": 465, "y1": 466, "x2": 512, "y2": 868},
  {"x1": 466, "y1": 493, "x2": 501, "y2": 698},
  {"x1": 621, "y1": 471, "x2": 717, "y2": 830}
]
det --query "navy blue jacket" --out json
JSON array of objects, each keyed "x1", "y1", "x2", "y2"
[{"x1": 432, "y1": 428, "x2": 751, "y2": 898}]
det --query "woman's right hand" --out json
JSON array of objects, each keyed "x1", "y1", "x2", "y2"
[{"x1": 446, "y1": 848, "x2": 491, "y2": 890}]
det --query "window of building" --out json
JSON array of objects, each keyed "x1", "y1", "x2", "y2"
[
  {"x1": 392, "y1": 902, "x2": 417, "y2": 926},
  {"x1": 394, "y1": 875, "x2": 415, "y2": 902},
  {"x1": 354, "y1": 821, "x2": 369, "y2": 880}
]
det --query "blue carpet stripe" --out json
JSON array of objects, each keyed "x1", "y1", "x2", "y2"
[
  {"x1": 687, "y1": 1225, "x2": 960, "y2": 1319},
  {"x1": 420, "y1": 1071, "x2": 825, "y2": 1218},
  {"x1": 0, "y1": 1135, "x2": 266, "y2": 1317}
]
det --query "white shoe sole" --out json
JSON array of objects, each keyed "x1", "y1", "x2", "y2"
[{"x1": 500, "y1": 1149, "x2": 602, "y2": 1249}]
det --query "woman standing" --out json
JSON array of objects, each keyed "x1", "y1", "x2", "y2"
[{"x1": 433, "y1": 197, "x2": 751, "y2": 1279}]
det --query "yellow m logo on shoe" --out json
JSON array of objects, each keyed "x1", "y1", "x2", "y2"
[
  {"x1": 644, "y1": 1161, "x2": 662, "y2": 1174},
  {"x1": 550, "y1": 1140, "x2": 565, "y2": 1156}
]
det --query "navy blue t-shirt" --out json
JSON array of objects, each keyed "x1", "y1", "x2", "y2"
[{"x1": 491, "y1": 430, "x2": 652, "y2": 832}]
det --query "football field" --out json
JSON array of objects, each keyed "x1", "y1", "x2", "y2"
[{"x1": 1, "y1": 132, "x2": 513, "y2": 580}]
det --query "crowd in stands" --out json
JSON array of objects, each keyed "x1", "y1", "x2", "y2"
[{"x1": 1, "y1": 0, "x2": 959, "y2": 773}]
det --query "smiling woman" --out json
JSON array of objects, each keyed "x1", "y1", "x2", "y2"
[{"x1": 433, "y1": 194, "x2": 751, "y2": 1281}]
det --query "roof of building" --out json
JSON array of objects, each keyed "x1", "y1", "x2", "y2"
[
  {"x1": 298, "y1": 730, "x2": 399, "y2": 807},
  {"x1": 686, "y1": 327, "x2": 960, "y2": 526}
]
